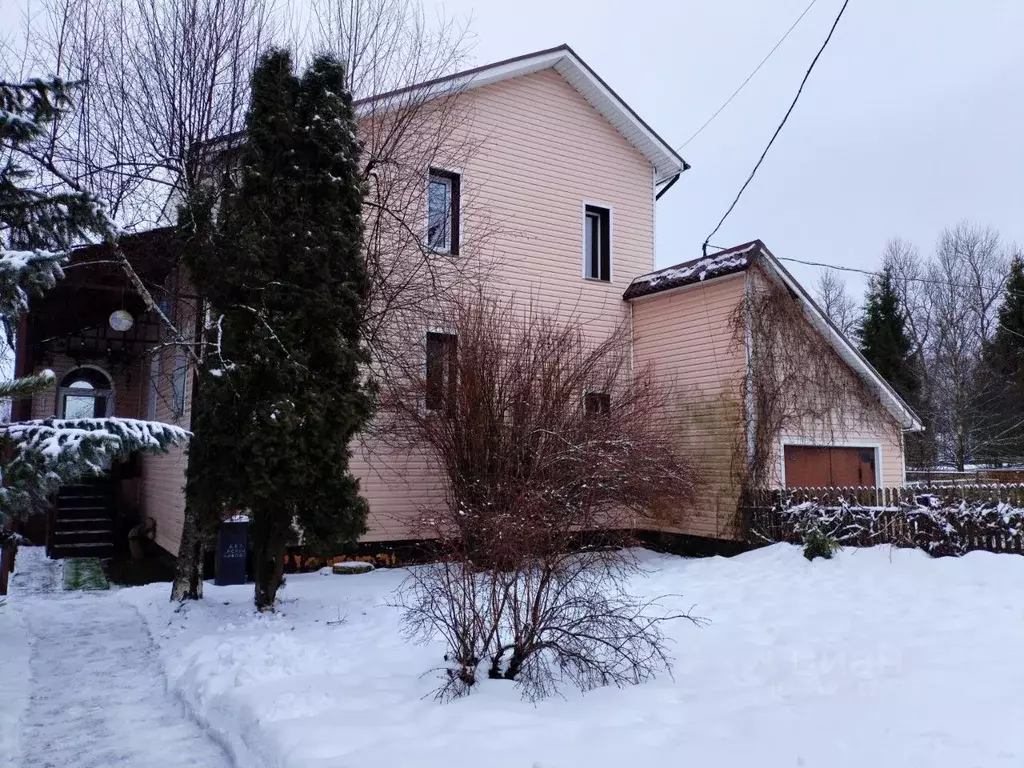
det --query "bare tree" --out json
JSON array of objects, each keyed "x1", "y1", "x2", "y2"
[
  {"x1": 21, "y1": 0, "x2": 277, "y2": 226},
  {"x1": 882, "y1": 237, "x2": 935, "y2": 467},
  {"x1": 813, "y1": 269, "x2": 859, "y2": 338},
  {"x1": 384, "y1": 295, "x2": 702, "y2": 700},
  {"x1": 926, "y1": 223, "x2": 1009, "y2": 469},
  {"x1": 311, "y1": 0, "x2": 487, "y2": 382},
  {"x1": 9, "y1": 0, "x2": 277, "y2": 600}
]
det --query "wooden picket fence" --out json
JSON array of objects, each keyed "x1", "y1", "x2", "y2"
[{"x1": 744, "y1": 484, "x2": 1024, "y2": 556}]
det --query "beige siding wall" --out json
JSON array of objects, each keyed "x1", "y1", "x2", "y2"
[
  {"x1": 630, "y1": 274, "x2": 749, "y2": 541},
  {"x1": 743, "y1": 266, "x2": 907, "y2": 490},
  {"x1": 357, "y1": 69, "x2": 657, "y2": 541}
]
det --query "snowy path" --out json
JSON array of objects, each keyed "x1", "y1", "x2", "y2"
[{"x1": 6, "y1": 550, "x2": 233, "y2": 768}]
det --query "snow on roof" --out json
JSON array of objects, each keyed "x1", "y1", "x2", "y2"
[{"x1": 622, "y1": 241, "x2": 759, "y2": 300}]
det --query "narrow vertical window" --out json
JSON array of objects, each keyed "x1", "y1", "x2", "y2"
[
  {"x1": 147, "y1": 351, "x2": 160, "y2": 420},
  {"x1": 425, "y1": 331, "x2": 458, "y2": 413},
  {"x1": 171, "y1": 350, "x2": 187, "y2": 420},
  {"x1": 584, "y1": 205, "x2": 610, "y2": 281},
  {"x1": 584, "y1": 391, "x2": 611, "y2": 416},
  {"x1": 427, "y1": 169, "x2": 460, "y2": 255}
]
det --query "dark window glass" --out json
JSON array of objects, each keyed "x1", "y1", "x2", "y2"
[
  {"x1": 428, "y1": 170, "x2": 460, "y2": 254},
  {"x1": 425, "y1": 332, "x2": 458, "y2": 412},
  {"x1": 584, "y1": 391, "x2": 611, "y2": 416},
  {"x1": 584, "y1": 205, "x2": 610, "y2": 281}
]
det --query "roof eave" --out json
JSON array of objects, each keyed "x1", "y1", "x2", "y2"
[{"x1": 357, "y1": 44, "x2": 688, "y2": 184}]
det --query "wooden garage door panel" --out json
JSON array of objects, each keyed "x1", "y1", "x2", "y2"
[{"x1": 784, "y1": 446, "x2": 876, "y2": 488}]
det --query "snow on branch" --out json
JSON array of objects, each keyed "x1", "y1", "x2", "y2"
[
  {"x1": 0, "y1": 248, "x2": 67, "y2": 326},
  {"x1": 6, "y1": 417, "x2": 189, "y2": 459},
  {"x1": 0, "y1": 418, "x2": 189, "y2": 520}
]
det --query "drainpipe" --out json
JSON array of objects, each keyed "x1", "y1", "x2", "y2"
[{"x1": 655, "y1": 172, "x2": 681, "y2": 201}]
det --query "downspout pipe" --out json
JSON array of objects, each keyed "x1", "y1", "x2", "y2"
[{"x1": 655, "y1": 172, "x2": 681, "y2": 200}]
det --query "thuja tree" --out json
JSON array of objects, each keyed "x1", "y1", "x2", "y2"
[
  {"x1": 0, "y1": 78, "x2": 187, "y2": 544},
  {"x1": 185, "y1": 50, "x2": 373, "y2": 611}
]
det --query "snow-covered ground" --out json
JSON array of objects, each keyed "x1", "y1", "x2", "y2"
[
  {"x1": 4, "y1": 544, "x2": 1023, "y2": 768},
  {"x1": 116, "y1": 544, "x2": 1024, "y2": 768},
  {"x1": 0, "y1": 548, "x2": 232, "y2": 768}
]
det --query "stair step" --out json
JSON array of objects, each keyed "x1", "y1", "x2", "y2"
[
  {"x1": 57, "y1": 507, "x2": 114, "y2": 520},
  {"x1": 55, "y1": 524, "x2": 113, "y2": 536},
  {"x1": 58, "y1": 495, "x2": 108, "y2": 503},
  {"x1": 54, "y1": 520, "x2": 110, "y2": 528},
  {"x1": 52, "y1": 544, "x2": 115, "y2": 559},
  {"x1": 53, "y1": 529, "x2": 114, "y2": 545}
]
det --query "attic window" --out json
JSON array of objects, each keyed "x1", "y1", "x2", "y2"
[
  {"x1": 427, "y1": 169, "x2": 460, "y2": 255},
  {"x1": 584, "y1": 205, "x2": 610, "y2": 281}
]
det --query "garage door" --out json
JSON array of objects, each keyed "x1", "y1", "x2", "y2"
[{"x1": 784, "y1": 446, "x2": 876, "y2": 488}]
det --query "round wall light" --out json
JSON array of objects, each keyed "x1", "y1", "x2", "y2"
[{"x1": 109, "y1": 309, "x2": 135, "y2": 332}]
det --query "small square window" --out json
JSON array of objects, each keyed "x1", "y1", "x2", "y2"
[
  {"x1": 425, "y1": 331, "x2": 457, "y2": 413},
  {"x1": 584, "y1": 391, "x2": 610, "y2": 416},
  {"x1": 427, "y1": 169, "x2": 460, "y2": 255},
  {"x1": 584, "y1": 205, "x2": 610, "y2": 281}
]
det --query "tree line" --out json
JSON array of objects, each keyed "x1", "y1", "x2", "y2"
[{"x1": 815, "y1": 223, "x2": 1024, "y2": 471}]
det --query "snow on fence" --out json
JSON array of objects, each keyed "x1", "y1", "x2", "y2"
[{"x1": 745, "y1": 485, "x2": 1024, "y2": 557}]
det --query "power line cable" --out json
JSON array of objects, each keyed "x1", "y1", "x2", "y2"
[
  {"x1": 777, "y1": 255, "x2": 1024, "y2": 299},
  {"x1": 679, "y1": 0, "x2": 819, "y2": 150},
  {"x1": 702, "y1": 0, "x2": 852, "y2": 258}
]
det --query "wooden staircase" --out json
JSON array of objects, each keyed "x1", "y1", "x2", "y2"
[{"x1": 49, "y1": 477, "x2": 117, "y2": 559}]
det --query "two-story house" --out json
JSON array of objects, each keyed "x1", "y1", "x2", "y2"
[{"x1": 14, "y1": 45, "x2": 921, "y2": 561}]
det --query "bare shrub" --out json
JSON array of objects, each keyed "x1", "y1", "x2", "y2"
[
  {"x1": 735, "y1": 270, "x2": 878, "y2": 491},
  {"x1": 384, "y1": 296, "x2": 702, "y2": 700}
]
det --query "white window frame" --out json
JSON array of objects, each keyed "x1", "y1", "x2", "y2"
[
  {"x1": 425, "y1": 167, "x2": 462, "y2": 256},
  {"x1": 779, "y1": 438, "x2": 884, "y2": 489},
  {"x1": 581, "y1": 201, "x2": 613, "y2": 283},
  {"x1": 423, "y1": 326, "x2": 458, "y2": 414},
  {"x1": 57, "y1": 365, "x2": 114, "y2": 419}
]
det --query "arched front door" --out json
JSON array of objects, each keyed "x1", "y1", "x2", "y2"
[{"x1": 59, "y1": 367, "x2": 114, "y2": 419}]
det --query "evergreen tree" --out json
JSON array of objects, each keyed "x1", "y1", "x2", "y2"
[
  {"x1": 859, "y1": 266, "x2": 919, "y2": 405},
  {"x1": 186, "y1": 50, "x2": 373, "y2": 611},
  {"x1": 0, "y1": 78, "x2": 186, "y2": 545},
  {"x1": 980, "y1": 256, "x2": 1024, "y2": 462}
]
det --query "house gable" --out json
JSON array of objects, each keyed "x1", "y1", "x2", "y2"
[
  {"x1": 359, "y1": 44, "x2": 688, "y2": 186},
  {"x1": 626, "y1": 241, "x2": 924, "y2": 432}
]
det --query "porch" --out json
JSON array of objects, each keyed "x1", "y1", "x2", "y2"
[{"x1": 10, "y1": 229, "x2": 191, "y2": 559}]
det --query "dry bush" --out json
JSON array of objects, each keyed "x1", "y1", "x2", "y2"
[{"x1": 382, "y1": 296, "x2": 702, "y2": 700}]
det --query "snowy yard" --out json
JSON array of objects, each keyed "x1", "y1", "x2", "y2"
[{"x1": 4, "y1": 544, "x2": 1024, "y2": 767}]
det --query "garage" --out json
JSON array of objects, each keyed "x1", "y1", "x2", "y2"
[{"x1": 783, "y1": 445, "x2": 877, "y2": 488}]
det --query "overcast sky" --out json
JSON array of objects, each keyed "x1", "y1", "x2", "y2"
[{"x1": 425, "y1": 0, "x2": 1024, "y2": 299}]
